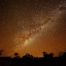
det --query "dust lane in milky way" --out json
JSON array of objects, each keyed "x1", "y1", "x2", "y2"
[
  {"x1": 0, "y1": 0, "x2": 66, "y2": 57},
  {"x1": 13, "y1": 4, "x2": 66, "y2": 57},
  {"x1": 14, "y1": 5, "x2": 64, "y2": 50}
]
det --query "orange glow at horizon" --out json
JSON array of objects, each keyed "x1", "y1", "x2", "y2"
[{"x1": 0, "y1": 0, "x2": 66, "y2": 57}]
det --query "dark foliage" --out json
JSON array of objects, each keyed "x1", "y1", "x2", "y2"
[{"x1": 0, "y1": 52, "x2": 66, "y2": 66}]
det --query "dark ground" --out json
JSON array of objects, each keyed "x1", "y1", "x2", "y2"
[{"x1": 0, "y1": 51, "x2": 66, "y2": 66}]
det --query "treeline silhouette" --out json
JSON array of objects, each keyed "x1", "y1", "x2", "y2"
[{"x1": 0, "y1": 51, "x2": 66, "y2": 66}]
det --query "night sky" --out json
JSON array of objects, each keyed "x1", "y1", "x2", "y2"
[{"x1": 0, "y1": 0, "x2": 66, "y2": 57}]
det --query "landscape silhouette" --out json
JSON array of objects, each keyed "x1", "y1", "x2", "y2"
[{"x1": 0, "y1": 49, "x2": 66, "y2": 66}]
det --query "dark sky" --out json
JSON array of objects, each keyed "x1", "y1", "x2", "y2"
[{"x1": 0, "y1": 0, "x2": 66, "y2": 57}]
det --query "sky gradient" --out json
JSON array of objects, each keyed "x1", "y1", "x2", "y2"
[{"x1": 0, "y1": 0, "x2": 66, "y2": 57}]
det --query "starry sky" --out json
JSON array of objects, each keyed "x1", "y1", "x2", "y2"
[{"x1": 0, "y1": 0, "x2": 66, "y2": 57}]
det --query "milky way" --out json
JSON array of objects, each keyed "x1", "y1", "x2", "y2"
[
  {"x1": 0, "y1": 0, "x2": 66, "y2": 57},
  {"x1": 13, "y1": 4, "x2": 66, "y2": 56}
]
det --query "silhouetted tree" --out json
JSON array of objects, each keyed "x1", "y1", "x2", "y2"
[
  {"x1": 43, "y1": 52, "x2": 48, "y2": 57},
  {"x1": 14, "y1": 53, "x2": 20, "y2": 58},
  {"x1": 0, "y1": 49, "x2": 4, "y2": 56},
  {"x1": 23, "y1": 53, "x2": 33, "y2": 59}
]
